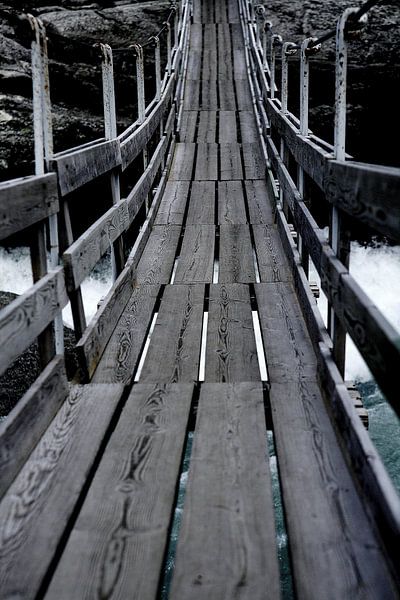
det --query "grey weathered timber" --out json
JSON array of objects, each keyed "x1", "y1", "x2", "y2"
[
  {"x1": 253, "y1": 225, "x2": 292, "y2": 282},
  {"x1": 218, "y1": 181, "x2": 247, "y2": 223},
  {"x1": 169, "y1": 143, "x2": 196, "y2": 180},
  {"x1": 155, "y1": 181, "x2": 191, "y2": 225},
  {"x1": 235, "y1": 79, "x2": 252, "y2": 110},
  {"x1": 170, "y1": 383, "x2": 280, "y2": 600},
  {"x1": 202, "y1": 51, "x2": 218, "y2": 81},
  {"x1": 239, "y1": 111, "x2": 259, "y2": 142},
  {"x1": 255, "y1": 283, "x2": 317, "y2": 381},
  {"x1": 180, "y1": 111, "x2": 198, "y2": 142},
  {"x1": 0, "y1": 356, "x2": 68, "y2": 499},
  {"x1": 0, "y1": 383, "x2": 123, "y2": 600},
  {"x1": 52, "y1": 139, "x2": 121, "y2": 196},
  {"x1": 140, "y1": 285, "x2": 204, "y2": 383},
  {"x1": 219, "y1": 111, "x2": 238, "y2": 142},
  {"x1": 324, "y1": 160, "x2": 400, "y2": 242},
  {"x1": 195, "y1": 143, "x2": 219, "y2": 180},
  {"x1": 175, "y1": 225, "x2": 215, "y2": 283},
  {"x1": 46, "y1": 383, "x2": 194, "y2": 600},
  {"x1": 219, "y1": 79, "x2": 237, "y2": 110},
  {"x1": 219, "y1": 224, "x2": 256, "y2": 283},
  {"x1": 0, "y1": 174, "x2": 59, "y2": 240},
  {"x1": 63, "y1": 199, "x2": 129, "y2": 291},
  {"x1": 183, "y1": 79, "x2": 201, "y2": 109},
  {"x1": 77, "y1": 263, "x2": 136, "y2": 379},
  {"x1": 233, "y1": 49, "x2": 247, "y2": 80},
  {"x1": 120, "y1": 73, "x2": 175, "y2": 170},
  {"x1": 0, "y1": 267, "x2": 68, "y2": 376},
  {"x1": 93, "y1": 284, "x2": 160, "y2": 384},
  {"x1": 220, "y1": 143, "x2": 243, "y2": 180},
  {"x1": 245, "y1": 180, "x2": 275, "y2": 224},
  {"x1": 198, "y1": 111, "x2": 217, "y2": 142},
  {"x1": 228, "y1": 1, "x2": 240, "y2": 23},
  {"x1": 135, "y1": 225, "x2": 181, "y2": 284},
  {"x1": 201, "y1": 79, "x2": 219, "y2": 110},
  {"x1": 187, "y1": 181, "x2": 215, "y2": 224},
  {"x1": 242, "y1": 143, "x2": 265, "y2": 179},
  {"x1": 205, "y1": 284, "x2": 260, "y2": 382}
]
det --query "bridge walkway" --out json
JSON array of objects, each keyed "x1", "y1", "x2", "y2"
[{"x1": 0, "y1": 0, "x2": 398, "y2": 598}]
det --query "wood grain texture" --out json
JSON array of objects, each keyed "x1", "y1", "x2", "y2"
[
  {"x1": 93, "y1": 284, "x2": 160, "y2": 384},
  {"x1": 0, "y1": 174, "x2": 59, "y2": 240},
  {"x1": 219, "y1": 224, "x2": 256, "y2": 283},
  {"x1": 198, "y1": 111, "x2": 217, "y2": 142},
  {"x1": 175, "y1": 225, "x2": 215, "y2": 283},
  {"x1": 136, "y1": 225, "x2": 181, "y2": 284},
  {"x1": 0, "y1": 267, "x2": 68, "y2": 376},
  {"x1": 46, "y1": 383, "x2": 194, "y2": 600},
  {"x1": 270, "y1": 376, "x2": 398, "y2": 599},
  {"x1": 245, "y1": 180, "x2": 275, "y2": 224},
  {"x1": 170, "y1": 382, "x2": 280, "y2": 600},
  {"x1": 77, "y1": 263, "x2": 136, "y2": 380},
  {"x1": 252, "y1": 225, "x2": 292, "y2": 282},
  {"x1": 219, "y1": 111, "x2": 238, "y2": 142},
  {"x1": 219, "y1": 79, "x2": 237, "y2": 110},
  {"x1": 63, "y1": 199, "x2": 129, "y2": 291},
  {"x1": 169, "y1": 143, "x2": 196, "y2": 180},
  {"x1": 235, "y1": 80, "x2": 252, "y2": 110},
  {"x1": 239, "y1": 111, "x2": 258, "y2": 142},
  {"x1": 180, "y1": 111, "x2": 198, "y2": 142},
  {"x1": 220, "y1": 142, "x2": 243, "y2": 180},
  {"x1": 242, "y1": 143, "x2": 265, "y2": 179},
  {"x1": 0, "y1": 383, "x2": 123, "y2": 600},
  {"x1": 186, "y1": 181, "x2": 215, "y2": 224},
  {"x1": 52, "y1": 139, "x2": 121, "y2": 196},
  {"x1": 155, "y1": 181, "x2": 191, "y2": 225},
  {"x1": 195, "y1": 143, "x2": 218, "y2": 180},
  {"x1": 0, "y1": 356, "x2": 68, "y2": 499},
  {"x1": 205, "y1": 284, "x2": 260, "y2": 382},
  {"x1": 218, "y1": 181, "x2": 247, "y2": 224},
  {"x1": 140, "y1": 285, "x2": 204, "y2": 383}
]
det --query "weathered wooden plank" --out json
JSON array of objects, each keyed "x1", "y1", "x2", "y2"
[
  {"x1": 186, "y1": 52, "x2": 202, "y2": 81},
  {"x1": 186, "y1": 181, "x2": 215, "y2": 224},
  {"x1": 233, "y1": 49, "x2": 247, "y2": 80},
  {"x1": 220, "y1": 142, "x2": 243, "y2": 180},
  {"x1": 218, "y1": 181, "x2": 247, "y2": 224},
  {"x1": 63, "y1": 199, "x2": 128, "y2": 292},
  {"x1": 219, "y1": 79, "x2": 237, "y2": 110},
  {"x1": 195, "y1": 143, "x2": 219, "y2": 180},
  {"x1": 205, "y1": 284, "x2": 260, "y2": 382},
  {"x1": 0, "y1": 267, "x2": 68, "y2": 377},
  {"x1": 169, "y1": 143, "x2": 196, "y2": 180},
  {"x1": 219, "y1": 111, "x2": 238, "y2": 142},
  {"x1": 239, "y1": 111, "x2": 259, "y2": 142},
  {"x1": 93, "y1": 284, "x2": 160, "y2": 384},
  {"x1": 155, "y1": 181, "x2": 190, "y2": 225},
  {"x1": 198, "y1": 111, "x2": 217, "y2": 142},
  {"x1": 190, "y1": 24, "x2": 203, "y2": 51},
  {"x1": 175, "y1": 225, "x2": 215, "y2": 283},
  {"x1": 215, "y1": 0, "x2": 228, "y2": 23},
  {"x1": 136, "y1": 225, "x2": 181, "y2": 284},
  {"x1": 77, "y1": 263, "x2": 136, "y2": 380},
  {"x1": 140, "y1": 285, "x2": 204, "y2": 383},
  {"x1": 235, "y1": 79, "x2": 252, "y2": 110},
  {"x1": 192, "y1": 0, "x2": 202, "y2": 23},
  {"x1": 180, "y1": 111, "x2": 198, "y2": 142},
  {"x1": 46, "y1": 383, "x2": 193, "y2": 600},
  {"x1": 255, "y1": 283, "x2": 317, "y2": 381},
  {"x1": 171, "y1": 382, "x2": 280, "y2": 599},
  {"x1": 228, "y1": 0, "x2": 240, "y2": 23},
  {"x1": 0, "y1": 174, "x2": 59, "y2": 240},
  {"x1": 245, "y1": 180, "x2": 274, "y2": 224},
  {"x1": 324, "y1": 160, "x2": 400, "y2": 242},
  {"x1": 202, "y1": 50, "x2": 218, "y2": 81},
  {"x1": 183, "y1": 79, "x2": 200, "y2": 109},
  {"x1": 52, "y1": 139, "x2": 121, "y2": 196},
  {"x1": 0, "y1": 356, "x2": 68, "y2": 499},
  {"x1": 253, "y1": 225, "x2": 292, "y2": 282},
  {"x1": 201, "y1": 79, "x2": 219, "y2": 110},
  {"x1": 0, "y1": 383, "x2": 123, "y2": 600},
  {"x1": 219, "y1": 224, "x2": 256, "y2": 283},
  {"x1": 242, "y1": 142, "x2": 265, "y2": 179},
  {"x1": 269, "y1": 379, "x2": 398, "y2": 599}
]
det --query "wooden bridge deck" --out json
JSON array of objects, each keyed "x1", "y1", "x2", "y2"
[{"x1": 0, "y1": 0, "x2": 399, "y2": 598}]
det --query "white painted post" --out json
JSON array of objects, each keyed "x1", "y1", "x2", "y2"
[
  {"x1": 166, "y1": 21, "x2": 172, "y2": 74},
  {"x1": 100, "y1": 43, "x2": 122, "y2": 280},
  {"x1": 270, "y1": 34, "x2": 282, "y2": 99},
  {"x1": 30, "y1": 16, "x2": 64, "y2": 354},
  {"x1": 263, "y1": 20, "x2": 272, "y2": 71},
  {"x1": 281, "y1": 42, "x2": 297, "y2": 114}
]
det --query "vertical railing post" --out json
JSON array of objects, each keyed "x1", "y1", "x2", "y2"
[
  {"x1": 269, "y1": 34, "x2": 282, "y2": 99},
  {"x1": 281, "y1": 42, "x2": 297, "y2": 114},
  {"x1": 166, "y1": 21, "x2": 172, "y2": 74},
  {"x1": 330, "y1": 8, "x2": 360, "y2": 375},
  {"x1": 29, "y1": 15, "x2": 63, "y2": 357},
  {"x1": 100, "y1": 43, "x2": 124, "y2": 280},
  {"x1": 255, "y1": 5, "x2": 265, "y2": 50},
  {"x1": 134, "y1": 43, "x2": 151, "y2": 213},
  {"x1": 262, "y1": 20, "x2": 272, "y2": 71}
]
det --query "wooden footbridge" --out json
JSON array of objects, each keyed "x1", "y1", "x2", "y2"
[{"x1": 1, "y1": 0, "x2": 400, "y2": 597}]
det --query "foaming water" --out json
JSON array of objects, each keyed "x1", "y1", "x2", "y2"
[{"x1": 0, "y1": 246, "x2": 112, "y2": 329}]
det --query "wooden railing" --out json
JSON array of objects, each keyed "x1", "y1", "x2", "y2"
[
  {"x1": 239, "y1": 0, "x2": 400, "y2": 557},
  {"x1": 0, "y1": 0, "x2": 191, "y2": 478}
]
